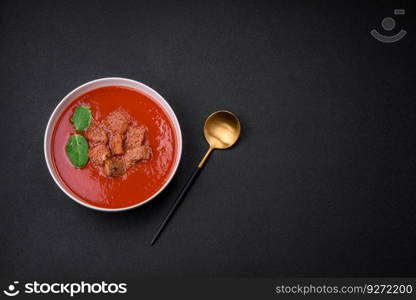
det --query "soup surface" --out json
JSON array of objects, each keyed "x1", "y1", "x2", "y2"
[{"x1": 52, "y1": 86, "x2": 178, "y2": 209}]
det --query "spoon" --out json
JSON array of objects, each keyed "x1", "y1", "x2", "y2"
[{"x1": 150, "y1": 110, "x2": 241, "y2": 245}]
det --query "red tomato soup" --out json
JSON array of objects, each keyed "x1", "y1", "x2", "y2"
[{"x1": 52, "y1": 86, "x2": 178, "y2": 209}]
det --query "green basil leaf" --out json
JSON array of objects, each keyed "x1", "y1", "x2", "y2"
[
  {"x1": 71, "y1": 106, "x2": 92, "y2": 131},
  {"x1": 65, "y1": 134, "x2": 89, "y2": 168}
]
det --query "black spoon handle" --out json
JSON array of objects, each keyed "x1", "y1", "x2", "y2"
[{"x1": 150, "y1": 167, "x2": 201, "y2": 246}]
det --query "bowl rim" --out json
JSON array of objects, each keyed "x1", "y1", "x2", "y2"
[{"x1": 44, "y1": 77, "x2": 183, "y2": 212}]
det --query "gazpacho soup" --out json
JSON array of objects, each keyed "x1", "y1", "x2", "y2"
[{"x1": 51, "y1": 86, "x2": 178, "y2": 209}]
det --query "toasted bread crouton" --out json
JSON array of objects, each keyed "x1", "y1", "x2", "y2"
[
  {"x1": 89, "y1": 144, "x2": 110, "y2": 166},
  {"x1": 125, "y1": 125, "x2": 146, "y2": 149},
  {"x1": 110, "y1": 133, "x2": 124, "y2": 155},
  {"x1": 103, "y1": 157, "x2": 126, "y2": 177},
  {"x1": 84, "y1": 120, "x2": 108, "y2": 145},
  {"x1": 104, "y1": 109, "x2": 131, "y2": 134},
  {"x1": 124, "y1": 146, "x2": 152, "y2": 169}
]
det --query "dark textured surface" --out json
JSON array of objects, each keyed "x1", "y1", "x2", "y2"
[{"x1": 0, "y1": 0, "x2": 415, "y2": 278}]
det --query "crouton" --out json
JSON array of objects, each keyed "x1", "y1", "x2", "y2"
[
  {"x1": 110, "y1": 133, "x2": 124, "y2": 155},
  {"x1": 89, "y1": 144, "x2": 110, "y2": 166},
  {"x1": 124, "y1": 146, "x2": 152, "y2": 169},
  {"x1": 84, "y1": 120, "x2": 108, "y2": 145},
  {"x1": 104, "y1": 109, "x2": 131, "y2": 134},
  {"x1": 125, "y1": 125, "x2": 146, "y2": 149},
  {"x1": 103, "y1": 158, "x2": 126, "y2": 177}
]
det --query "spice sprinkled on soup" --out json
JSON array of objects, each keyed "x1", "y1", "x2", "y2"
[{"x1": 51, "y1": 86, "x2": 178, "y2": 209}]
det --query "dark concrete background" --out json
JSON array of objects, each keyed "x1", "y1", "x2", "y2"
[{"x1": 1, "y1": 0, "x2": 415, "y2": 278}]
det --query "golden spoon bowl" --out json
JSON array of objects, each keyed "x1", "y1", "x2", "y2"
[
  {"x1": 204, "y1": 110, "x2": 241, "y2": 149},
  {"x1": 199, "y1": 111, "x2": 241, "y2": 167}
]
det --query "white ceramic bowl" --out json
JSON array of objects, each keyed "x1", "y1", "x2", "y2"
[{"x1": 44, "y1": 77, "x2": 182, "y2": 212}]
